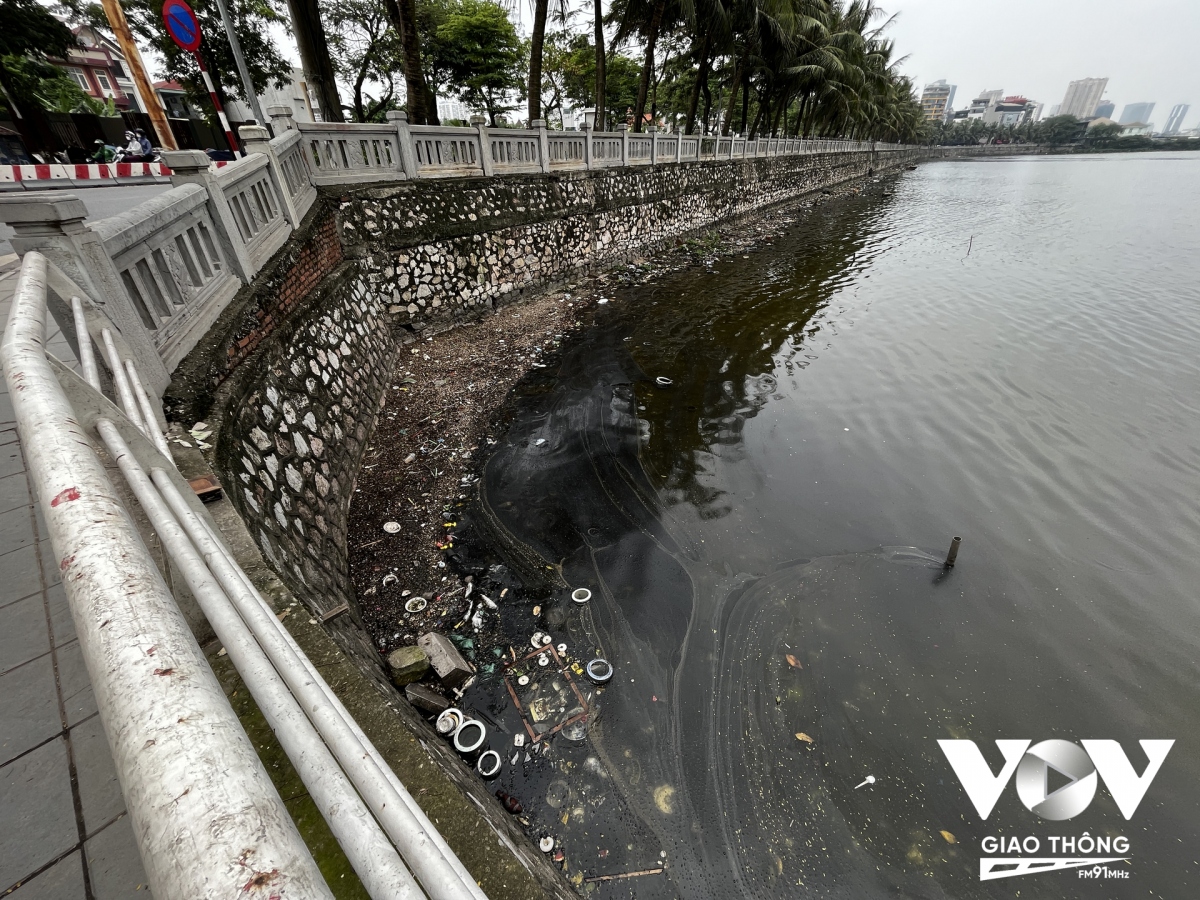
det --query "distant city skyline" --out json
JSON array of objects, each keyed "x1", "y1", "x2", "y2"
[{"x1": 890, "y1": 0, "x2": 1197, "y2": 132}]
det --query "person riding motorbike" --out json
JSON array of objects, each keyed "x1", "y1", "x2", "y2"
[{"x1": 89, "y1": 139, "x2": 116, "y2": 163}]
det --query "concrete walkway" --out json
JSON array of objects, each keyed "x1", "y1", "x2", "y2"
[{"x1": 0, "y1": 262, "x2": 149, "y2": 897}]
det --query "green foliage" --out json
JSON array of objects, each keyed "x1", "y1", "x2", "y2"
[
  {"x1": 79, "y1": 0, "x2": 291, "y2": 109},
  {"x1": 0, "y1": 0, "x2": 79, "y2": 116},
  {"x1": 1083, "y1": 122, "x2": 1122, "y2": 148},
  {"x1": 426, "y1": 0, "x2": 525, "y2": 125},
  {"x1": 0, "y1": 53, "x2": 96, "y2": 114},
  {"x1": 546, "y1": 33, "x2": 640, "y2": 126},
  {"x1": 1036, "y1": 114, "x2": 1086, "y2": 146},
  {"x1": 328, "y1": 0, "x2": 404, "y2": 121}
]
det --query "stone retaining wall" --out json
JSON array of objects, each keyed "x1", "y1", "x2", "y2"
[{"x1": 204, "y1": 147, "x2": 921, "y2": 676}]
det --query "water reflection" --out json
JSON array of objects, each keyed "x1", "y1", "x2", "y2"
[{"x1": 465, "y1": 154, "x2": 1200, "y2": 898}]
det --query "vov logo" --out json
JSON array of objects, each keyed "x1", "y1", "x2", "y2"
[
  {"x1": 939, "y1": 739, "x2": 1174, "y2": 882},
  {"x1": 938, "y1": 739, "x2": 1173, "y2": 820}
]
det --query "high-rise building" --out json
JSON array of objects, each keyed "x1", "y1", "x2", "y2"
[
  {"x1": 1048, "y1": 104, "x2": 1061, "y2": 117},
  {"x1": 1119, "y1": 102, "x2": 1156, "y2": 126},
  {"x1": 1059, "y1": 78, "x2": 1108, "y2": 118},
  {"x1": 1094, "y1": 100, "x2": 1115, "y2": 119},
  {"x1": 1164, "y1": 104, "x2": 1189, "y2": 135},
  {"x1": 920, "y1": 80, "x2": 957, "y2": 122}
]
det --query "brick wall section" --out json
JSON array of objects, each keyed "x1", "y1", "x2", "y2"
[{"x1": 227, "y1": 213, "x2": 344, "y2": 369}]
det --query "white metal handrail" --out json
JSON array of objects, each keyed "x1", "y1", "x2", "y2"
[{"x1": 1, "y1": 251, "x2": 487, "y2": 900}]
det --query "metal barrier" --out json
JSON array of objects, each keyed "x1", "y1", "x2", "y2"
[{"x1": 0, "y1": 251, "x2": 488, "y2": 900}]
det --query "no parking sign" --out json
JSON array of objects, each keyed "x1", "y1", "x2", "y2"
[{"x1": 162, "y1": 0, "x2": 202, "y2": 52}]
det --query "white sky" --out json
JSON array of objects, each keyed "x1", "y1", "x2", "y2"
[
  {"x1": 260, "y1": 0, "x2": 1198, "y2": 130},
  {"x1": 886, "y1": 0, "x2": 1200, "y2": 129}
]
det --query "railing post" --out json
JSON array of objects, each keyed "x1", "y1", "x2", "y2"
[
  {"x1": 619, "y1": 124, "x2": 629, "y2": 167},
  {"x1": 266, "y1": 104, "x2": 297, "y2": 132},
  {"x1": 581, "y1": 119, "x2": 593, "y2": 170},
  {"x1": 239, "y1": 125, "x2": 301, "y2": 228},
  {"x1": 649, "y1": 125, "x2": 658, "y2": 164},
  {"x1": 162, "y1": 149, "x2": 254, "y2": 283},
  {"x1": 471, "y1": 115, "x2": 494, "y2": 177},
  {"x1": 0, "y1": 194, "x2": 170, "y2": 392},
  {"x1": 386, "y1": 109, "x2": 420, "y2": 180},
  {"x1": 532, "y1": 119, "x2": 552, "y2": 174}
]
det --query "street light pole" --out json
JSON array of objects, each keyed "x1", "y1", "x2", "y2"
[
  {"x1": 211, "y1": 0, "x2": 268, "y2": 129},
  {"x1": 100, "y1": 0, "x2": 178, "y2": 150}
]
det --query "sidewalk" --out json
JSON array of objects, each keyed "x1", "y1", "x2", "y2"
[{"x1": 0, "y1": 262, "x2": 148, "y2": 897}]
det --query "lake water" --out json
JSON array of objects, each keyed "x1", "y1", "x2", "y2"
[{"x1": 466, "y1": 151, "x2": 1200, "y2": 898}]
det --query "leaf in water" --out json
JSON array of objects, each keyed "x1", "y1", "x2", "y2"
[
  {"x1": 795, "y1": 732, "x2": 814, "y2": 744},
  {"x1": 940, "y1": 830, "x2": 956, "y2": 844},
  {"x1": 785, "y1": 654, "x2": 804, "y2": 669}
]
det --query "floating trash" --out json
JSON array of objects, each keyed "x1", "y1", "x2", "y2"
[
  {"x1": 546, "y1": 781, "x2": 570, "y2": 808},
  {"x1": 476, "y1": 750, "x2": 502, "y2": 779},
  {"x1": 383, "y1": 521, "x2": 401, "y2": 533},
  {"x1": 531, "y1": 631, "x2": 548, "y2": 648},
  {"x1": 561, "y1": 719, "x2": 587, "y2": 742},
  {"x1": 405, "y1": 596, "x2": 427, "y2": 613},
  {"x1": 586, "y1": 658, "x2": 614, "y2": 684},
  {"x1": 517, "y1": 675, "x2": 530, "y2": 686},
  {"x1": 453, "y1": 719, "x2": 487, "y2": 756},
  {"x1": 539, "y1": 837, "x2": 555, "y2": 852},
  {"x1": 513, "y1": 733, "x2": 526, "y2": 747},
  {"x1": 537, "y1": 654, "x2": 550, "y2": 667},
  {"x1": 556, "y1": 643, "x2": 568, "y2": 655},
  {"x1": 655, "y1": 376, "x2": 673, "y2": 388},
  {"x1": 571, "y1": 588, "x2": 592, "y2": 604},
  {"x1": 436, "y1": 708, "x2": 464, "y2": 736},
  {"x1": 854, "y1": 775, "x2": 877, "y2": 790},
  {"x1": 382, "y1": 573, "x2": 398, "y2": 587},
  {"x1": 496, "y1": 790, "x2": 523, "y2": 814}
]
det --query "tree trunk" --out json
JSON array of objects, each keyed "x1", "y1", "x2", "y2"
[
  {"x1": 739, "y1": 71, "x2": 750, "y2": 134},
  {"x1": 748, "y1": 98, "x2": 764, "y2": 139},
  {"x1": 684, "y1": 33, "x2": 711, "y2": 135},
  {"x1": 528, "y1": 0, "x2": 548, "y2": 124},
  {"x1": 722, "y1": 58, "x2": 743, "y2": 135},
  {"x1": 701, "y1": 79, "x2": 713, "y2": 133},
  {"x1": 593, "y1": 0, "x2": 606, "y2": 130},
  {"x1": 384, "y1": 0, "x2": 436, "y2": 124},
  {"x1": 286, "y1": 0, "x2": 343, "y2": 121},
  {"x1": 631, "y1": 0, "x2": 667, "y2": 132}
]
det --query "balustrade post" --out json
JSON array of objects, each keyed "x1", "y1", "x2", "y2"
[
  {"x1": 649, "y1": 125, "x2": 658, "y2": 164},
  {"x1": 239, "y1": 125, "x2": 301, "y2": 228},
  {"x1": 266, "y1": 105, "x2": 296, "y2": 132},
  {"x1": 471, "y1": 115, "x2": 494, "y2": 177},
  {"x1": 532, "y1": 119, "x2": 552, "y2": 174},
  {"x1": 0, "y1": 193, "x2": 170, "y2": 392},
  {"x1": 386, "y1": 109, "x2": 420, "y2": 179},
  {"x1": 581, "y1": 119, "x2": 593, "y2": 170},
  {"x1": 162, "y1": 149, "x2": 254, "y2": 282},
  {"x1": 619, "y1": 123, "x2": 629, "y2": 167}
]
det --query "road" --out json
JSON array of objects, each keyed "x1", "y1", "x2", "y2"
[{"x1": 1, "y1": 183, "x2": 171, "y2": 259}]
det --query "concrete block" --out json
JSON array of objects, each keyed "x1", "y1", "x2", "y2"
[
  {"x1": 405, "y1": 683, "x2": 450, "y2": 713},
  {"x1": 417, "y1": 632, "x2": 475, "y2": 689},
  {"x1": 386, "y1": 644, "x2": 429, "y2": 687}
]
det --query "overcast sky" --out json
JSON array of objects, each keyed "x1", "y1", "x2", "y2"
[{"x1": 886, "y1": 0, "x2": 1199, "y2": 128}]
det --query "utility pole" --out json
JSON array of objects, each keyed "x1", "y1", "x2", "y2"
[
  {"x1": 100, "y1": 0, "x2": 178, "y2": 149},
  {"x1": 211, "y1": 0, "x2": 267, "y2": 128},
  {"x1": 283, "y1": 0, "x2": 344, "y2": 122}
]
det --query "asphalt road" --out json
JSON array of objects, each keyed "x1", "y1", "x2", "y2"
[{"x1": 0, "y1": 183, "x2": 171, "y2": 259}]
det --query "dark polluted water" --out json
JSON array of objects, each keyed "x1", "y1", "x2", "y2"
[{"x1": 454, "y1": 152, "x2": 1200, "y2": 898}]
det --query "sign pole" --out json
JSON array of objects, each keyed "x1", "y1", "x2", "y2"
[
  {"x1": 211, "y1": 0, "x2": 268, "y2": 130},
  {"x1": 162, "y1": 0, "x2": 241, "y2": 157},
  {"x1": 193, "y1": 53, "x2": 241, "y2": 157}
]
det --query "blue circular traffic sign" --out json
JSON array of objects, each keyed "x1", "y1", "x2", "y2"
[{"x1": 162, "y1": 0, "x2": 202, "y2": 53}]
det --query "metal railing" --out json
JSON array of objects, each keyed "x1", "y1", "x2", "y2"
[{"x1": 0, "y1": 251, "x2": 488, "y2": 900}]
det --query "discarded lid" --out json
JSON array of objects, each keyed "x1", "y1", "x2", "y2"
[
  {"x1": 436, "y1": 708, "x2": 464, "y2": 735},
  {"x1": 476, "y1": 750, "x2": 502, "y2": 779},
  {"x1": 531, "y1": 631, "x2": 548, "y2": 648},
  {"x1": 539, "y1": 837, "x2": 555, "y2": 852},
  {"x1": 556, "y1": 643, "x2": 567, "y2": 655},
  {"x1": 453, "y1": 719, "x2": 488, "y2": 755},
  {"x1": 586, "y1": 658, "x2": 614, "y2": 684},
  {"x1": 655, "y1": 376, "x2": 673, "y2": 388},
  {"x1": 405, "y1": 596, "x2": 427, "y2": 613},
  {"x1": 561, "y1": 719, "x2": 587, "y2": 742},
  {"x1": 383, "y1": 521, "x2": 401, "y2": 533},
  {"x1": 517, "y1": 675, "x2": 530, "y2": 686},
  {"x1": 571, "y1": 588, "x2": 592, "y2": 604},
  {"x1": 513, "y1": 733, "x2": 526, "y2": 747},
  {"x1": 537, "y1": 654, "x2": 550, "y2": 667},
  {"x1": 541, "y1": 634, "x2": 552, "y2": 646}
]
